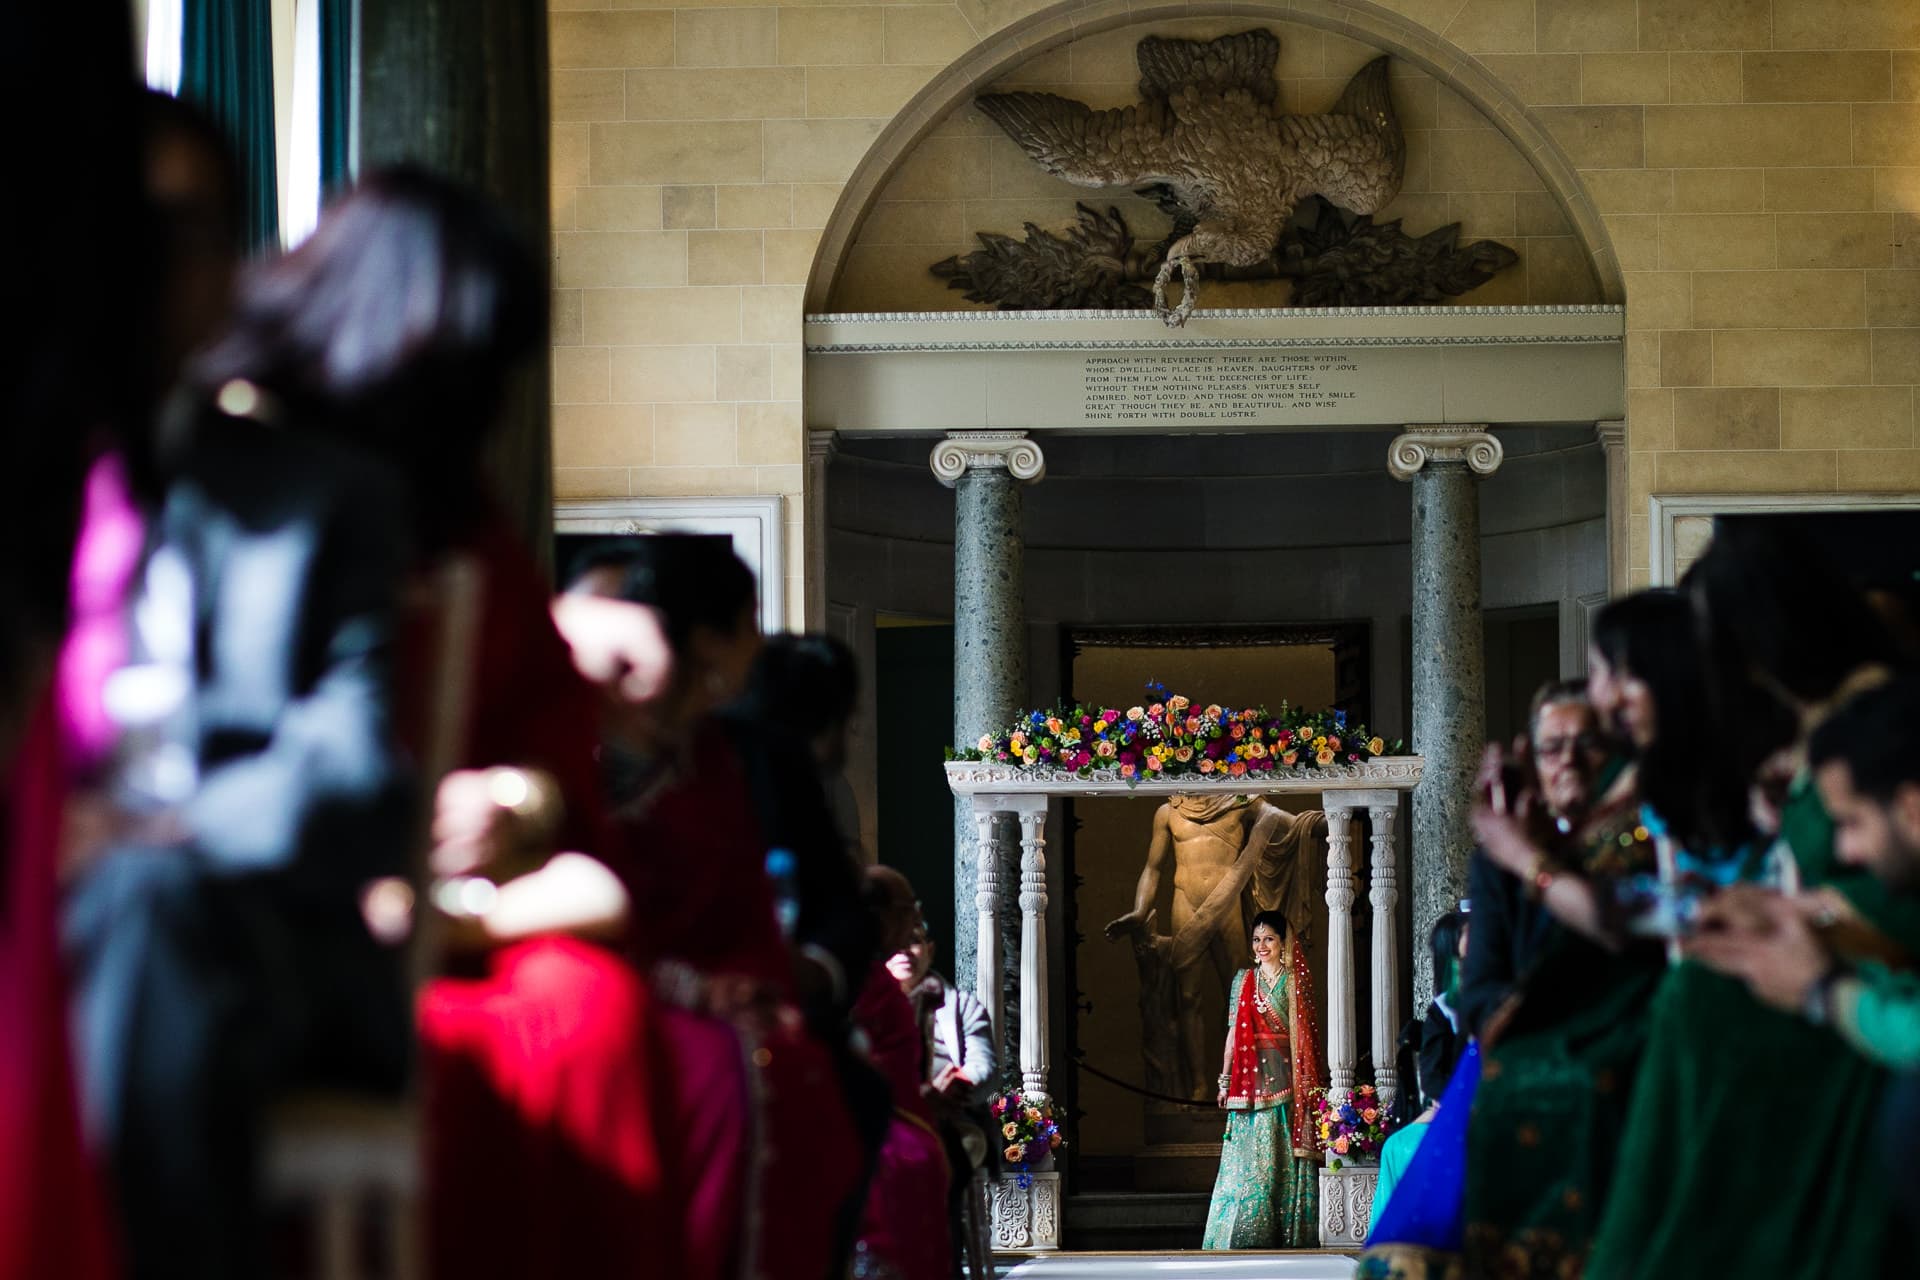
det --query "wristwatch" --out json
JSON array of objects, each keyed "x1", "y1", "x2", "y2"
[{"x1": 1802, "y1": 966, "x2": 1841, "y2": 1027}]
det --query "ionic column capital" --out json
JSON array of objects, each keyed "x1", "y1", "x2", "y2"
[
  {"x1": 1387, "y1": 426, "x2": 1502, "y2": 481},
  {"x1": 931, "y1": 431, "x2": 1046, "y2": 488}
]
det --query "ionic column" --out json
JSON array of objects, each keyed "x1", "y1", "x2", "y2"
[
  {"x1": 1322, "y1": 802, "x2": 1358, "y2": 1102},
  {"x1": 1596, "y1": 419, "x2": 1627, "y2": 599},
  {"x1": 1389, "y1": 426, "x2": 1503, "y2": 1009},
  {"x1": 804, "y1": 431, "x2": 838, "y2": 630},
  {"x1": 933, "y1": 432, "x2": 1044, "y2": 1009},
  {"x1": 1364, "y1": 795, "x2": 1403, "y2": 1113},
  {"x1": 1015, "y1": 804, "x2": 1051, "y2": 1100}
]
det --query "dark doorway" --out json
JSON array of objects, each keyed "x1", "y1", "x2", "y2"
[{"x1": 873, "y1": 619, "x2": 957, "y2": 954}]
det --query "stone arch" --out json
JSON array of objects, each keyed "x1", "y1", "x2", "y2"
[{"x1": 802, "y1": 0, "x2": 1625, "y2": 312}]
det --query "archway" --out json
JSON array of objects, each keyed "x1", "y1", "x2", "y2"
[{"x1": 802, "y1": 0, "x2": 1624, "y2": 313}]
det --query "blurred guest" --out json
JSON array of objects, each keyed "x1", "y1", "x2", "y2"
[
  {"x1": 567, "y1": 537, "x2": 868, "y2": 1280},
  {"x1": 1691, "y1": 676, "x2": 1920, "y2": 1220},
  {"x1": 1400, "y1": 909, "x2": 1469, "y2": 1112},
  {"x1": 892, "y1": 920, "x2": 996, "y2": 1280},
  {"x1": 744, "y1": 632, "x2": 865, "y2": 857},
  {"x1": 1462, "y1": 613, "x2": 1692, "y2": 1277},
  {"x1": 174, "y1": 165, "x2": 656, "y2": 1278},
  {"x1": 2, "y1": 16, "x2": 155, "y2": 1268},
  {"x1": 1587, "y1": 543, "x2": 1920, "y2": 1280},
  {"x1": 855, "y1": 867, "x2": 954, "y2": 1280},
  {"x1": 57, "y1": 132, "x2": 425, "y2": 1280},
  {"x1": 1457, "y1": 681, "x2": 1612, "y2": 1036}
]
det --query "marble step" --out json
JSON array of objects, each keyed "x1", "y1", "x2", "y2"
[
  {"x1": 1060, "y1": 1192, "x2": 1209, "y2": 1251},
  {"x1": 1132, "y1": 1141, "x2": 1225, "y2": 1192},
  {"x1": 1000, "y1": 1250, "x2": 1357, "y2": 1279}
]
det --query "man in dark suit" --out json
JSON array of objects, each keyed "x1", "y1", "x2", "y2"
[{"x1": 62, "y1": 404, "x2": 416, "y2": 1279}]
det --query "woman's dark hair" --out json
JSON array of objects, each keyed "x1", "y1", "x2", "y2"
[
  {"x1": 746, "y1": 634, "x2": 859, "y2": 742},
  {"x1": 193, "y1": 165, "x2": 544, "y2": 537},
  {"x1": 1249, "y1": 909, "x2": 1288, "y2": 939},
  {"x1": 611, "y1": 535, "x2": 758, "y2": 655},
  {"x1": 1683, "y1": 520, "x2": 1904, "y2": 705},
  {"x1": 1428, "y1": 910, "x2": 1467, "y2": 990},
  {"x1": 1593, "y1": 589, "x2": 1769, "y2": 851}
]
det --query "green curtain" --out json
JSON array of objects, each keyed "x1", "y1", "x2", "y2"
[
  {"x1": 319, "y1": 0, "x2": 353, "y2": 195},
  {"x1": 180, "y1": 0, "x2": 278, "y2": 250}
]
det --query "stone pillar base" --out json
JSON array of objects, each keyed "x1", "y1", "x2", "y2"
[
  {"x1": 1319, "y1": 1160, "x2": 1379, "y2": 1248},
  {"x1": 988, "y1": 1170, "x2": 1061, "y2": 1251}
]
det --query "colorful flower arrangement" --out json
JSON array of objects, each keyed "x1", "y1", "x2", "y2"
[
  {"x1": 948, "y1": 683, "x2": 1401, "y2": 785},
  {"x1": 991, "y1": 1088, "x2": 1064, "y2": 1188},
  {"x1": 1311, "y1": 1083, "x2": 1396, "y2": 1168}
]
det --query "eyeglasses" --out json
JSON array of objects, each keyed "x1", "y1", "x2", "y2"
[{"x1": 1534, "y1": 734, "x2": 1603, "y2": 760}]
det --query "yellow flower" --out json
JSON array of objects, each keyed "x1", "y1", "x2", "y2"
[
  {"x1": 1312, "y1": 735, "x2": 1327, "y2": 750},
  {"x1": 1368, "y1": 736, "x2": 1385, "y2": 755},
  {"x1": 1065, "y1": 728, "x2": 1082, "y2": 743},
  {"x1": 1094, "y1": 720, "x2": 1108, "y2": 734},
  {"x1": 1010, "y1": 733, "x2": 1027, "y2": 751}
]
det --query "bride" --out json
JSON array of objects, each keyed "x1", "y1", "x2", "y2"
[{"x1": 1203, "y1": 910, "x2": 1324, "y2": 1248}]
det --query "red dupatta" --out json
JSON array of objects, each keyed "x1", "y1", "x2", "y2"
[{"x1": 1224, "y1": 932, "x2": 1323, "y2": 1159}]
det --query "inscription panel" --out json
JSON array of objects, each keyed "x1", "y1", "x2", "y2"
[{"x1": 1081, "y1": 352, "x2": 1363, "y2": 424}]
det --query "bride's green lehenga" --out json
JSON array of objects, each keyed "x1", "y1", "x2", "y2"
[{"x1": 1202, "y1": 945, "x2": 1322, "y2": 1249}]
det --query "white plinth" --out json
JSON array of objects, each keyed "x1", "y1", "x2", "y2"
[
  {"x1": 1318, "y1": 1161, "x2": 1378, "y2": 1249},
  {"x1": 989, "y1": 1171, "x2": 1062, "y2": 1251}
]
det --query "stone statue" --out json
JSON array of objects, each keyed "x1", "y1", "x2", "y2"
[
  {"x1": 1104, "y1": 794, "x2": 1325, "y2": 1101},
  {"x1": 973, "y1": 30, "x2": 1405, "y2": 324}
]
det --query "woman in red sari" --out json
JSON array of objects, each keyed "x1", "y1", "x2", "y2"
[{"x1": 564, "y1": 536, "x2": 870, "y2": 1280}]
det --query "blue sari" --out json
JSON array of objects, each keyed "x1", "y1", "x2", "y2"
[{"x1": 1357, "y1": 1041, "x2": 1478, "y2": 1276}]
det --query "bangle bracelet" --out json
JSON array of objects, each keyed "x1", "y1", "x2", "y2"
[
  {"x1": 1525, "y1": 852, "x2": 1558, "y2": 901},
  {"x1": 1218, "y1": 1072, "x2": 1231, "y2": 1090}
]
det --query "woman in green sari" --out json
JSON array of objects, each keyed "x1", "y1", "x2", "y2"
[
  {"x1": 1460, "y1": 593, "x2": 1718, "y2": 1278},
  {"x1": 1202, "y1": 910, "x2": 1322, "y2": 1248},
  {"x1": 1585, "y1": 527, "x2": 1920, "y2": 1280}
]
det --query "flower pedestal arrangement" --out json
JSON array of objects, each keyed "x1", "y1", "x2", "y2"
[
  {"x1": 988, "y1": 1090, "x2": 1064, "y2": 1251},
  {"x1": 1311, "y1": 1084, "x2": 1394, "y2": 1248}
]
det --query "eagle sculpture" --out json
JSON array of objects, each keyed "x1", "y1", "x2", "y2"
[{"x1": 976, "y1": 30, "x2": 1405, "y2": 325}]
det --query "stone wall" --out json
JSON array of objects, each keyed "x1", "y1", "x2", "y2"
[{"x1": 550, "y1": 0, "x2": 1920, "y2": 601}]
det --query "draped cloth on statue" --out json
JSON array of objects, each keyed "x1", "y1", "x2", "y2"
[
  {"x1": 1461, "y1": 784, "x2": 1664, "y2": 1278},
  {"x1": 1203, "y1": 940, "x2": 1322, "y2": 1249},
  {"x1": 1163, "y1": 795, "x2": 1326, "y2": 966},
  {"x1": 1586, "y1": 781, "x2": 1920, "y2": 1280}
]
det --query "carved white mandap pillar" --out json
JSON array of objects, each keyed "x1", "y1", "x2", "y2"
[
  {"x1": 1014, "y1": 803, "x2": 1051, "y2": 1100},
  {"x1": 1363, "y1": 792, "x2": 1404, "y2": 1114},
  {"x1": 1321, "y1": 802, "x2": 1359, "y2": 1101}
]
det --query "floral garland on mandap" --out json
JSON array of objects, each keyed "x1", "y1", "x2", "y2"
[
  {"x1": 991, "y1": 1088, "x2": 1063, "y2": 1189},
  {"x1": 948, "y1": 683, "x2": 1402, "y2": 784}
]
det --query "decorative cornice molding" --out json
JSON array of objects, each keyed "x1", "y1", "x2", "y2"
[
  {"x1": 1594, "y1": 419, "x2": 1626, "y2": 451},
  {"x1": 809, "y1": 305, "x2": 1625, "y2": 324},
  {"x1": 1387, "y1": 427, "x2": 1503, "y2": 481},
  {"x1": 806, "y1": 429, "x2": 840, "y2": 464},
  {"x1": 930, "y1": 431, "x2": 1046, "y2": 487}
]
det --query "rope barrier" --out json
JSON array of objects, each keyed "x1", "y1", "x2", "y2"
[{"x1": 1073, "y1": 1060, "x2": 1217, "y2": 1109}]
